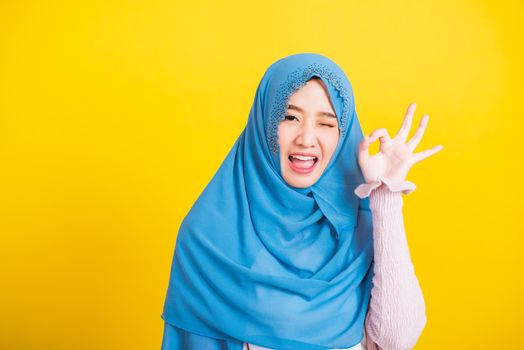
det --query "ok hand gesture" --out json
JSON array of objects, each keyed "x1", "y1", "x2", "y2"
[{"x1": 357, "y1": 103, "x2": 444, "y2": 184}]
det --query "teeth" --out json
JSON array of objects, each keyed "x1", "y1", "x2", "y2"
[{"x1": 290, "y1": 155, "x2": 316, "y2": 160}]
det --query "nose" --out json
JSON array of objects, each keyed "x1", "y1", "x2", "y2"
[{"x1": 295, "y1": 122, "x2": 317, "y2": 148}]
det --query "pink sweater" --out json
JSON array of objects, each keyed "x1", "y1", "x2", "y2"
[{"x1": 245, "y1": 178, "x2": 427, "y2": 350}]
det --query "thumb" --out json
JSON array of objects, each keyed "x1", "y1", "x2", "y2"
[{"x1": 358, "y1": 135, "x2": 370, "y2": 163}]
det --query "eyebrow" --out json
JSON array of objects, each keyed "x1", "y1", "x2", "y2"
[{"x1": 287, "y1": 104, "x2": 337, "y2": 119}]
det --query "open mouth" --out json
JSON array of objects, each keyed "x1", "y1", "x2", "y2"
[{"x1": 288, "y1": 155, "x2": 318, "y2": 173}]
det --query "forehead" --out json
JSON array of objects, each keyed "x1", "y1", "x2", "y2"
[{"x1": 286, "y1": 78, "x2": 337, "y2": 117}]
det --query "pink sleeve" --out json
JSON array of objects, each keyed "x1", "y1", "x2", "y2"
[{"x1": 354, "y1": 177, "x2": 427, "y2": 350}]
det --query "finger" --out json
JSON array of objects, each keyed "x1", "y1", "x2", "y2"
[
  {"x1": 395, "y1": 102, "x2": 416, "y2": 143},
  {"x1": 369, "y1": 128, "x2": 391, "y2": 144},
  {"x1": 411, "y1": 144, "x2": 444, "y2": 163},
  {"x1": 358, "y1": 135, "x2": 371, "y2": 162},
  {"x1": 406, "y1": 114, "x2": 429, "y2": 151}
]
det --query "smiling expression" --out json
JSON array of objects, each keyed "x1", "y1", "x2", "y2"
[{"x1": 277, "y1": 77, "x2": 340, "y2": 188}]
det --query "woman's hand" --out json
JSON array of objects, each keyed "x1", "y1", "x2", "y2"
[{"x1": 357, "y1": 102, "x2": 444, "y2": 184}]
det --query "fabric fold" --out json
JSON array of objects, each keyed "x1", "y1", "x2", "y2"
[{"x1": 354, "y1": 176, "x2": 417, "y2": 199}]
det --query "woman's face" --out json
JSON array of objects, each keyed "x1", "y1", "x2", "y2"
[{"x1": 277, "y1": 77, "x2": 340, "y2": 188}]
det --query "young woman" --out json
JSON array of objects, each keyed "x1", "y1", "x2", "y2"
[{"x1": 160, "y1": 53, "x2": 443, "y2": 350}]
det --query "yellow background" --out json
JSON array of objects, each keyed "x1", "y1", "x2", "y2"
[{"x1": 1, "y1": 0, "x2": 522, "y2": 349}]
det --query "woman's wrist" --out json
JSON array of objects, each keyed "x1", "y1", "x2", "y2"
[{"x1": 354, "y1": 176, "x2": 417, "y2": 199}]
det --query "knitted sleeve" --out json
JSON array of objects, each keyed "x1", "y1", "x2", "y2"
[{"x1": 354, "y1": 177, "x2": 427, "y2": 350}]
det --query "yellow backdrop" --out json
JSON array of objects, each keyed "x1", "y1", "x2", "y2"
[{"x1": 1, "y1": 0, "x2": 522, "y2": 349}]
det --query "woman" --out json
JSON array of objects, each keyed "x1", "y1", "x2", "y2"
[{"x1": 160, "y1": 53, "x2": 443, "y2": 350}]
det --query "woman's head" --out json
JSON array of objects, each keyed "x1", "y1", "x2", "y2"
[
  {"x1": 260, "y1": 54, "x2": 357, "y2": 192},
  {"x1": 277, "y1": 76, "x2": 340, "y2": 188}
]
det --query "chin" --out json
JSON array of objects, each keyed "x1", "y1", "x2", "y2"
[{"x1": 282, "y1": 171, "x2": 321, "y2": 188}]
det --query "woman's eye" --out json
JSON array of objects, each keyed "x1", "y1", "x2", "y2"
[{"x1": 283, "y1": 115, "x2": 336, "y2": 128}]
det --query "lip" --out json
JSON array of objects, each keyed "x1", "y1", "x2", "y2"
[
  {"x1": 289, "y1": 152, "x2": 319, "y2": 158},
  {"x1": 288, "y1": 154, "x2": 319, "y2": 174}
]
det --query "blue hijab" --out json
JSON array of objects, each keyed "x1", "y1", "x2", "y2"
[{"x1": 161, "y1": 53, "x2": 374, "y2": 350}]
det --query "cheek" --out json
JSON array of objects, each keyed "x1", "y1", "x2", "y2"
[
  {"x1": 321, "y1": 132, "x2": 339, "y2": 157},
  {"x1": 277, "y1": 125, "x2": 293, "y2": 147}
]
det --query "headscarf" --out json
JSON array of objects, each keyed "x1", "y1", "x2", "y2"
[{"x1": 161, "y1": 52, "x2": 375, "y2": 350}]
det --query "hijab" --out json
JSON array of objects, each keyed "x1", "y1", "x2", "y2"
[{"x1": 161, "y1": 52, "x2": 375, "y2": 350}]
